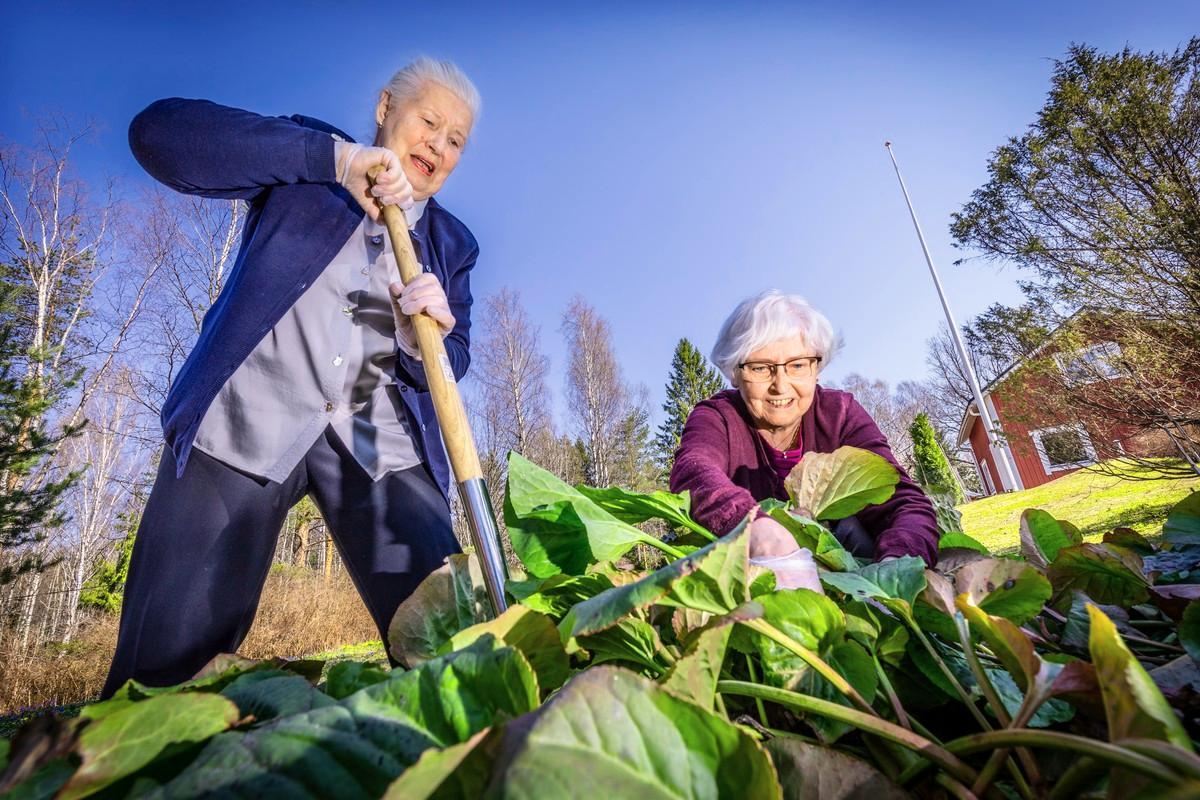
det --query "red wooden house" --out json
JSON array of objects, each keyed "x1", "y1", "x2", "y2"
[{"x1": 956, "y1": 337, "x2": 1168, "y2": 496}]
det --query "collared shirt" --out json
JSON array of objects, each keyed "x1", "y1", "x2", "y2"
[{"x1": 193, "y1": 201, "x2": 429, "y2": 482}]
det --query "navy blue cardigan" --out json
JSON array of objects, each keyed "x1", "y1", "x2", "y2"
[{"x1": 130, "y1": 98, "x2": 478, "y2": 498}]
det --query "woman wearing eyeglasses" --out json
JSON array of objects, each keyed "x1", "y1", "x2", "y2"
[{"x1": 669, "y1": 290, "x2": 939, "y2": 581}]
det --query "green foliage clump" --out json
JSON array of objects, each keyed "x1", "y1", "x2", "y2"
[
  {"x1": 654, "y1": 338, "x2": 724, "y2": 474},
  {"x1": 78, "y1": 525, "x2": 136, "y2": 613},
  {"x1": 909, "y1": 412, "x2": 963, "y2": 503}
]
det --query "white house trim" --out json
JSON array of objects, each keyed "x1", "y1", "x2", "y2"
[{"x1": 982, "y1": 393, "x2": 1024, "y2": 491}]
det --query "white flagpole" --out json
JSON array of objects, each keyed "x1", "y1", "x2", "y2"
[{"x1": 884, "y1": 141, "x2": 1020, "y2": 493}]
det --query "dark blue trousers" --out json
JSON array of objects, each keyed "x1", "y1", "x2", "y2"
[{"x1": 102, "y1": 427, "x2": 459, "y2": 698}]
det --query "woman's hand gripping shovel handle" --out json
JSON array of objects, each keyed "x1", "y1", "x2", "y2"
[{"x1": 369, "y1": 166, "x2": 509, "y2": 616}]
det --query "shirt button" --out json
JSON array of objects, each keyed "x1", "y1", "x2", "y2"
[
  {"x1": 332, "y1": 355, "x2": 343, "y2": 367},
  {"x1": 421, "y1": 424, "x2": 427, "y2": 431},
  {"x1": 324, "y1": 402, "x2": 334, "y2": 412},
  {"x1": 399, "y1": 386, "x2": 407, "y2": 392},
  {"x1": 361, "y1": 266, "x2": 370, "y2": 275},
  {"x1": 342, "y1": 305, "x2": 354, "y2": 317},
  {"x1": 369, "y1": 234, "x2": 383, "y2": 246}
]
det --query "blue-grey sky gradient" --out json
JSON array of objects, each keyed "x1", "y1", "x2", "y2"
[{"x1": 3, "y1": 1, "x2": 1196, "y2": 427}]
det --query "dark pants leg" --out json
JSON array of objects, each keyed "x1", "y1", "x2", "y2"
[
  {"x1": 102, "y1": 446, "x2": 307, "y2": 697},
  {"x1": 102, "y1": 430, "x2": 460, "y2": 698},
  {"x1": 303, "y1": 430, "x2": 461, "y2": 647}
]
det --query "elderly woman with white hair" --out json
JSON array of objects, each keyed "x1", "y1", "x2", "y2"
[
  {"x1": 670, "y1": 291, "x2": 939, "y2": 577},
  {"x1": 104, "y1": 58, "x2": 482, "y2": 696}
]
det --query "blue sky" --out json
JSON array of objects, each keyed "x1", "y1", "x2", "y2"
[{"x1": 3, "y1": 1, "x2": 1197, "y2": 427}]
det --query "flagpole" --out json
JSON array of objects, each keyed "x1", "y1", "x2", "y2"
[{"x1": 884, "y1": 141, "x2": 1020, "y2": 492}]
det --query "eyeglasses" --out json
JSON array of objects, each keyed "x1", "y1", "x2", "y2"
[{"x1": 737, "y1": 356, "x2": 822, "y2": 383}]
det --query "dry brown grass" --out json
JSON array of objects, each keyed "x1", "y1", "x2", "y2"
[{"x1": 0, "y1": 569, "x2": 377, "y2": 716}]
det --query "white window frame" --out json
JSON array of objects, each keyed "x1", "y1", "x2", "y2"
[
  {"x1": 1029, "y1": 423, "x2": 1097, "y2": 475},
  {"x1": 1054, "y1": 341, "x2": 1122, "y2": 386},
  {"x1": 979, "y1": 457, "x2": 996, "y2": 495}
]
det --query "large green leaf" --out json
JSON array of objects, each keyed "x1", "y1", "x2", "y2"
[
  {"x1": 381, "y1": 728, "x2": 501, "y2": 800},
  {"x1": 491, "y1": 666, "x2": 781, "y2": 799},
  {"x1": 1164, "y1": 491, "x2": 1200, "y2": 547},
  {"x1": 661, "y1": 609, "x2": 755, "y2": 711},
  {"x1": 1048, "y1": 543, "x2": 1151, "y2": 608},
  {"x1": 955, "y1": 558, "x2": 1052, "y2": 624},
  {"x1": 516, "y1": 573, "x2": 615, "y2": 620},
  {"x1": 148, "y1": 640, "x2": 535, "y2": 799},
  {"x1": 1089, "y1": 604, "x2": 1192, "y2": 750},
  {"x1": 58, "y1": 693, "x2": 240, "y2": 800},
  {"x1": 575, "y1": 484, "x2": 712, "y2": 539},
  {"x1": 220, "y1": 671, "x2": 336, "y2": 722},
  {"x1": 766, "y1": 508, "x2": 823, "y2": 551},
  {"x1": 819, "y1": 556, "x2": 927, "y2": 619},
  {"x1": 578, "y1": 616, "x2": 673, "y2": 674},
  {"x1": 388, "y1": 554, "x2": 490, "y2": 667},
  {"x1": 439, "y1": 605, "x2": 570, "y2": 694},
  {"x1": 1181, "y1": 601, "x2": 1200, "y2": 663},
  {"x1": 323, "y1": 661, "x2": 391, "y2": 701},
  {"x1": 505, "y1": 452, "x2": 663, "y2": 577},
  {"x1": 343, "y1": 638, "x2": 540, "y2": 757},
  {"x1": 146, "y1": 705, "x2": 404, "y2": 798},
  {"x1": 784, "y1": 446, "x2": 899, "y2": 521},
  {"x1": 765, "y1": 738, "x2": 913, "y2": 800},
  {"x1": 1089, "y1": 603, "x2": 1194, "y2": 796},
  {"x1": 1020, "y1": 508, "x2": 1082, "y2": 568},
  {"x1": 938, "y1": 531, "x2": 989, "y2": 555},
  {"x1": 561, "y1": 523, "x2": 751, "y2": 640}
]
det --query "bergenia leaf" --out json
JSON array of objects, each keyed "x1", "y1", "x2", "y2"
[
  {"x1": 954, "y1": 558, "x2": 1052, "y2": 625},
  {"x1": 1089, "y1": 604, "x2": 1192, "y2": 749},
  {"x1": 505, "y1": 452, "x2": 664, "y2": 577},
  {"x1": 784, "y1": 446, "x2": 899, "y2": 521},
  {"x1": 561, "y1": 521, "x2": 751, "y2": 640},
  {"x1": 1164, "y1": 491, "x2": 1200, "y2": 547},
  {"x1": 490, "y1": 666, "x2": 781, "y2": 799},
  {"x1": 1019, "y1": 508, "x2": 1081, "y2": 568}
]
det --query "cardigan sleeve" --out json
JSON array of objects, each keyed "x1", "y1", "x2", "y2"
[
  {"x1": 128, "y1": 98, "x2": 337, "y2": 201},
  {"x1": 838, "y1": 396, "x2": 940, "y2": 566},
  {"x1": 669, "y1": 402, "x2": 761, "y2": 536}
]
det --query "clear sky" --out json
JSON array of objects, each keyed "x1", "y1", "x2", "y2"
[{"x1": 3, "y1": 1, "x2": 1197, "y2": 427}]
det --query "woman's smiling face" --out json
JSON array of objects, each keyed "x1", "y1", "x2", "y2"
[
  {"x1": 375, "y1": 82, "x2": 473, "y2": 201},
  {"x1": 736, "y1": 334, "x2": 820, "y2": 438}
]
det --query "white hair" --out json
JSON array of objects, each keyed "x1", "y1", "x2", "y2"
[
  {"x1": 382, "y1": 57, "x2": 481, "y2": 123},
  {"x1": 710, "y1": 290, "x2": 840, "y2": 383}
]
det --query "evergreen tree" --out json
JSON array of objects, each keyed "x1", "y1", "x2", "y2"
[
  {"x1": 0, "y1": 287, "x2": 81, "y2": 584},
  {"x1": 654, "y1": 339, "x2": 725, "y2": 474},
  {"x1": 909, "y1": 412, "x2": 963, "y2": 503}
]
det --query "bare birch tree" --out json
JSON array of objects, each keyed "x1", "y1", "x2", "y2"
[{"x1": 561, "y1": 296, "x2": 629, "y2": 487}]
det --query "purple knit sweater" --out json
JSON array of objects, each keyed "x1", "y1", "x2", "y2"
[{"x1": 669, "y1": 387, "x2": 939, "y2": 566}]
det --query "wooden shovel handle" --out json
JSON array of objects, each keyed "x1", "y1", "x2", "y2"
[{"x1": 369, "y1": 167, "x2": 482, "y2": 481}]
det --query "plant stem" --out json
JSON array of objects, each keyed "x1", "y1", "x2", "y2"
[
  {"x1": 1045, "y1": 757, "x2": 1106, "y2": 800},
  {"x1": 744, "y1": 654, "x2": 768, "y2": 727},
  {"x1": 907, "y1": 618, "x2": 993, "y2": 732},
  {"x1": 716, "y1": 680, "x2": 979, "y2": 786},
  {"x1": 936, "y1": 773, "x2": 980, "y2": 800},
  {"x1": 742, "y1": 617, "x2": 875, "y2": 715},
  {"x1": 873, "y1": 654, "x2": 910, "y2": 730},
  {"x1": 942, "y1": 730, "x2": 1183, "y2": 787},
  {"x1": 679, "y1": 517, "x2": 717, "y2": 541},
  {"x1": 646, "y1": 538, "x2": 688, "y2": 560}
]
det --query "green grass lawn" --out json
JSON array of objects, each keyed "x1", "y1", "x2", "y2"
[{"x1": 957, "y1": 459, "x2": 1200, "y2": 554}]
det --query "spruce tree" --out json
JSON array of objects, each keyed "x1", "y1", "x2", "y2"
[
  {"x1": 0, "y1": 286, "x2": 81, "y2": 584},
  {"x1": 909, "y1": 412, "x2": 963, "y2": 503},
  {"x1": 654, "y1": 338, "x2": 725, "y2": 473}
]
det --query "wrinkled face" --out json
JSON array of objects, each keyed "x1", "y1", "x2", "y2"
[
  {"x1": 736, "y1": 334, "x2": 820, "y2": 435},
  {"x1": 374, "y1": 82, "x2": 473, "y2": 201}
]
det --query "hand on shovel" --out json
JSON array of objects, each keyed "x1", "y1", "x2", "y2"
[
  {"x1": 390, "y1": 273, "x2": 454, "y2": 359},
  {"x1": 335, "y1": 142, "x2": 414, "y2": 222}
]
